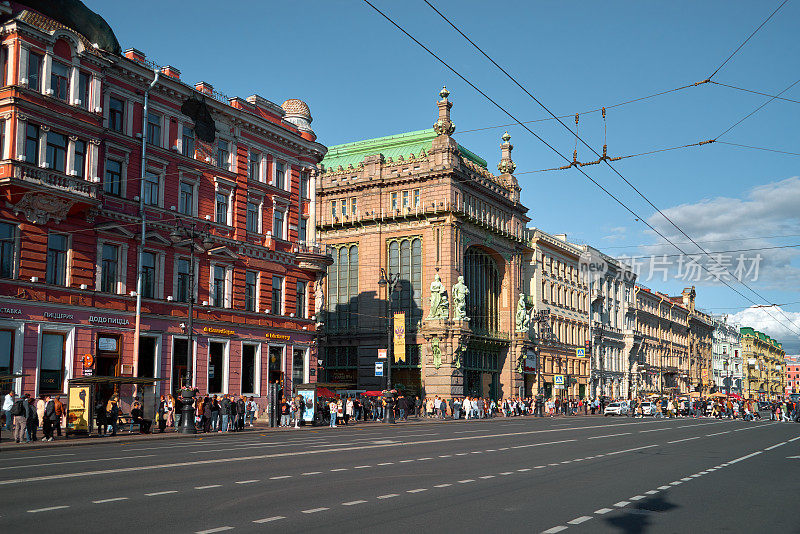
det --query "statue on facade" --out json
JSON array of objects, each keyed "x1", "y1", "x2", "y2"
[
  {"x1": 427, "y1": 273, "x2": 448, "y2": 319},
  {"x1": 314, "y1": 279, "x2": 325, "y2": 317},
  {"x1": 430, "y1": 336, "x2": 442, "y2": 369},
  {"x1": 452, "y1": 276, "x2": 469, "y2": 321},
  {"x1": 515, "y1": 293, "x2": 529, "y2": 333}
]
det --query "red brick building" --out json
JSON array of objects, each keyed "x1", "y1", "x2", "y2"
[{"x1": 0, "y1": 2, "x2": 330, "y2": 410}]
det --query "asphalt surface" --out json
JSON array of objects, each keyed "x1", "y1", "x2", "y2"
[{"x1": 0, "y1": 415, "x2": 798, "y2": 533}]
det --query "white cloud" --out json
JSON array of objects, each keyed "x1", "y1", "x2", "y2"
[{"x1": 728, "y1": 306, "x2": 800, "y2": 355}]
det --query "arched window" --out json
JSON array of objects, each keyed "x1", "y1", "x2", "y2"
[
  {"x1": 465, "y1": 247, "x2": 501, "y2": 334},
  {"x1": 388, "y1": 237, "x2": 422, "y2": 317},
  {"x1": 327, "y1": 244, "x2": 358, "y2": 329}
]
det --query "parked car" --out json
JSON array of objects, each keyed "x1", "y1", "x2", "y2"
[
  {"x1": 640, "y1": 401, "x2": 657, "y2": 416},
  {"x1": 604, "y1": 402, "x2": 629, "y2": 416}
]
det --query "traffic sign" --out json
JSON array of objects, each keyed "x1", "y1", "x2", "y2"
[
  {"x1": 554, "y1": 374, "x2": 565, "y2": 386},
  {"x1": 377, "y1": 348, "x2": 387, "y2": 359},
  {"x1": 575, "y1": 347, "x2": 585, "y2": 358},
  {"x1": 375, "y1": 362, "x2": 384, "y2": 377}
]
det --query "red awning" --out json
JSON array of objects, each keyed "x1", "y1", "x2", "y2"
[
  {"x1": 363, "y1": 390, "x2": 384, "y2": 397},
  {"x1": 316, "y1": 387, "x2": 336, "y2": 398},
  {"x1": 728, "y1": 393, "x2": 744, "y2": 400}
]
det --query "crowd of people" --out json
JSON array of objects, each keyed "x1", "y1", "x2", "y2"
[{"x1": 1, "y1": 391, "x2": 65, "y2": 443}]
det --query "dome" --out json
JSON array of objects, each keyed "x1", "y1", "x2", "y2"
[{"x1": 281, "y1": 99, "x2": 312, "y2": 120}]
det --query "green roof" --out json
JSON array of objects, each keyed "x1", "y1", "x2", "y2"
[{"x1": 322, "y1": 128, "x2": 487, "y2": 171}]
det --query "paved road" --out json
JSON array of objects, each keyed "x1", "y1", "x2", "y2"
[{"x1": 0, "y1": 415, "x2": 797, "y2": 533}]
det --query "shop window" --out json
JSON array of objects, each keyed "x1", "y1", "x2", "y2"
[
  {"x1": 0, "y1": 329, "x2": 13, "y2": 375},
  {"x1": 39, "y1": 332, "x2": 65, "y2": 395},
  {"x1": 207, "y1": 341, "x2": 225, "y2": 394},
  {"x1": 292, "y1": 349, "x2": 305, "y2": 386},
  {"x1": 171, "y1": 338, "x2": 189, "y2": 393},
  {"x1": 137, "y1": 336, "x2": 157, "y2": 378},
  {"x1": 268, "y1": 345, "x2": 283, "y2": 383},
  {"x1": 241, "y1": 344, "x2": 258, "y2": 395}
]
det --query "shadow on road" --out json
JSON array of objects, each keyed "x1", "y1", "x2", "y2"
[{"x1": 604, "y1": 491, "x2": 679, "y2": 534}]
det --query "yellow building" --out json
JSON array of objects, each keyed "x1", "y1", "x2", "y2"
[{"x1": 740, "y1": 327, "x2": 785, "y2": 400}]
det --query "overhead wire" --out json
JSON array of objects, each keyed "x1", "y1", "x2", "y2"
[
  {"x1": 713, "y1": 77, "x2": 800, "y2": 140},
  {"x1": 710, "y1": 80, "x2": 800, "y2": 105},
  {"x1": 362, "y1": 0, "x2": 800, "y2": 337}
]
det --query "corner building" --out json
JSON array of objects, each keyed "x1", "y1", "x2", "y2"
[
  {"x1": 317, "y1": 88, "x2": 532, "y2": 399},
  {"x1": 0, "y1": 3, "x2": 330, "y2": 409}
]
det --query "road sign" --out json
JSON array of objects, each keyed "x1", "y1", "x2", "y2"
[
  {"x1": 575, "y1": 347, "x2": 585, "y2": 358},
  {"x1": 375, "y1": 362, "x2": 384, "y2": 377},
  {"x1": 377, "y1": 348, "x2": 387, "y2": 359},
  {"x1": 554, "y1": 374, "x2": 565, "y2": 386}
]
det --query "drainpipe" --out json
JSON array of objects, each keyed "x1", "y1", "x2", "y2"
[{"x1": 133, "y1": 69, "x2": 160, "y2": 393}]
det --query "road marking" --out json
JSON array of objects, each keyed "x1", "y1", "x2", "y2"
[
  {"x1": 252, "y1": 516, "x2": 285, "y2": 523},
  {"x1": 706, "y1": 431, "x2": 731, "y2": 436},
  {"x1": 407, "y1": 488, "x2": 428, "y2": 493},
  {"x1": 302, "y1": 472, "x2": 322, "y2": 475},
  {"x1": 270, "y1": 475, "x2": 291, "y2": 479},
  {"x1": 377, "y1": 462, "x2": 394, "y2": 466},
  {"x1": 458, "y1": 479, "x2": 475, "y2": 483},
  {"x1": 639, "y1": 428, "x2": 669, "y2": 433},
  {"x1": 301, "y1": 507, "x2": 329, "y2": 514},
  {"x1": 548, "y1": 463, "x2": 559, "y2": 466},
  {"x1": 93, "y1": 497, "x2": 128, "y2": 503},
  {"x1": 354, "y1": 465, "x2": 372, "y2": 469},
  {"x1": 787, "y1": 436, "x2": 800, "y2": 442},
  {"x1": 145, "y1": 490, "x2": 178, "y2": 496},
  {"x1": 542, "y1": 526, "x2": 568, "y2": 533},
  {"x1": 456, "y1": 453, "x2": 469, "y2": 456},
  {"x1": 645, "y1": 490, "x2": 659, "y2": 495},
  {"x1": 196, "y1": 528, "x2": 233, "y2": 534},
  {"x1": 471, "y1": 451, "x2": 483, "y2": 454},
  {"x1": 438, "y1": 455, "x2": 452, "y2": 458},
  {"x1": 400, "y1": 459, "x2": 415, "y2": 463},
  {"x1": 28, "y1": 505, "x2": 69, "y2": 513},
  {"x1": 498, "y1": 447, "x2": 509, "y2": 450},
  {"x1": 377, "y1": 494, "x2": 399, "y2": 499},
  {"x1": 568, "y1": 516, "x2": 592, "y2": 525},
  {"x1": 764, "y1": 442, "x2": 787, "y2": 451},
  {"x1": 588, "y1": 432, "x2": 631, "y2": 439},
  {"x1": 0, "y1": 454, "x2": 157, "y2": 471},
  {"x1": 728, "y1": 451, "x2": 762, "y2": 464},
  {"x1": 499, "y1": 472, "x2": 513, "y2": 475},
  {"x1": 486, "y1": 449, "x2": 497, "y2": 452},
  {"x1": 417, "y1": 457, "x2": 433, "y2": 461},
  {"x1": 668, "y1": 436, "x2": 700, "y2": 444},
  {"x1": 690, "y1": 474, "x2": 701, "y2": 478},
  {"x1": 595, "y1": 508, "x2": 613, "y2": 514},
  {"x1": 479, "y1": 475, "x2": 495, "y2": 479},
  {"x1": 195, "y1": 485, "x2": 221, "y2": 490},
  {"x1": 670, "y1": 481, "x2": 683, "y2": 486},
  {"x1": 434, "y1": 483, "x2": 452, "y2": 488},
  {"x1": 342, "y1": 500, "x2": 367, "y2": 506},
  {"x1": 235, "y1": 480, "x2": 259, "y2": 484},
  {"x1": 330, "y1": 468, "x2": 348, "y2": 472},
  {"x1": 517, "y1": 468, "x2": 531, "y2": 472},
  {"x1": 3, "y1": 453, "x2": 75, "y2": 460},
  {"x1": 787, "y1": 456, "x2": 800, "y2": 459},
  {"x1": 680, "y1": 477, "x2": 693, "y2": 482},
  {"x1": 630, "y1": 495, "x2": 646, "y2": 501},
  {"x1": 535, "y1": 466, "x2": 546, "y2": 469},
  {"x1": 614, "y1": 501, "x2": 630, "y2": 507},
  {"x1": 561, "y1": 460, "x2": 572, "y2": 464}
]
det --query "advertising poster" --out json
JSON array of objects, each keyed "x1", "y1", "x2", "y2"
[
  {"x1": 393, "y1": 312, "x2": 406, "y2": 363},
  {"x1": 67, "y1": 386, "x2": 91, "y2": 432},
  {"x1": 299, "y1": 389, "x2": 315, "y2": 422}
]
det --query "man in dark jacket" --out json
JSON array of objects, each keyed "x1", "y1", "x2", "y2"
[
  {"x1": 43, "y1": 396, "x2": 57, "y2": 441},
  {"x1": 396, "y1": 395, "x2": 408, "y2": 421},
  {"x1": 236, "y1": 396, "x2": 246, "y2": 431},
  {"x1": 25, "y1": 395, "x2": 38, "y2": 441}
]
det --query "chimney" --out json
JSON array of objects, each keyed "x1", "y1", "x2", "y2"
[
  {"x1": 160, "y1": 65, "x2": 181, "y2": 79},
  {"x1": 124, "y1": 48, "x2": 146, "y2": 63},
  {"x1": 195, "y1": 81, "x2": 214, "y2": 96}
]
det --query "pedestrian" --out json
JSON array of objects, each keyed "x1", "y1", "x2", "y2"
[
  {"x1": 246, "y1": 396, "x2": 257, "y2": 427},
  {"x1": 107, "y1": 395, "x2": 119, "y2": 436},
  {"x1": 53, "y1": 395, "x2": 64, "y2": 437},
  {"x1": 2, "y1": 390, "x2": 14, "y2": 432},
  {"x1": 345, "y1": 397, "x2": 354, "y2": 425},
  {"x1": 11, "y1": 393, "x2": 27, "y2": 443},
  {"x1": 43, "y1": 395, "x2": 58, "y2": 441},
  {"x1": 157, "y1": 395, "x2": 167, "y2": 433},
  {"x1": 210, "y1": 395, "x2": 220, "y2": 431},
  {"x1": 95, "y1": 397, "x2": 107, "y2": 436},
  {"x1": 203, "y1": 396, "x2": 212, "y2": 432},
  {"x1": 220, "y1": 394, "x2": 231, "y2": 432},
  {"x1": 26, "y1": 393, "x2": 38, "y2": 441},
  {"x1": 236, "y1": 395, "x2": 246, "y2": 431},
  {"x1": 329, "y1": 399, "x2": 338, "y2": 427}
]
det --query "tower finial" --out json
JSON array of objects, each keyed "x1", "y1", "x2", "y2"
[
  {"x1": 433, "y1": 86, "x2": 455, "y2": 136},
  {"x1": 498, "y1": 131, "x2": 515, "y2": 174}
]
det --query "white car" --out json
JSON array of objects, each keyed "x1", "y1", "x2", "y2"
[
  {"x1": 640, "y1": 401, "x2": 657, "y2": 416},
  {"x1": 603, "y1": 402, "x2": 629, "y2": 416}
]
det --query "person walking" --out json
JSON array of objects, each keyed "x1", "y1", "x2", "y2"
[
  {"x1": 107, "y1": 396, "x2": 119, "y2": 437},
  {"x1": 26, "y1": 394, "x2": 38, "y2": 442},
  {"x1": 329, "y1": 399, "x2": 338, "y2": 427},
  {"x1": 42, "y1": 395, "x2": 58, "y2": 441},
  {"x1": 2, "y1": 390, "x2": 14, "y2": 432},
  {"x1": 11, "y1": 393, "x2": 28, "y2": 443},
  {"x1": 95, "y1": 397, "x2": 108, "y2": 436},
  {"x1": 246, "y1": 397, "x2": 257, "y2": 427},
  {"x1": 53, "y1": 395, "x2": 64, "y2": 437},
  {"x1": 345, "y1": 397, "x2": 354, "y2": 425}
]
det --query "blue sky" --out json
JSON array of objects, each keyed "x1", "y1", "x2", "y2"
[{"x1": 89, "y1": 0, "x2": 800, "y2": 350}]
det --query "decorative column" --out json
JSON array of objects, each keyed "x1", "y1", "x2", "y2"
[{"x1": 309, "y1": 166, "x2": 318, "y2": 245}]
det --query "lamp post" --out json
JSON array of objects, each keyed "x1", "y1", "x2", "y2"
[
  {"x1": 378, "y1": 268, "x2": 400, "y2": 424},
  {"x1": 170, "y1": 221, "x2": 213, "y2": 434}
]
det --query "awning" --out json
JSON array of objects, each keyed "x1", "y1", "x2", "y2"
[
  {"x1": 316, "y1": 387, "x2": 337, "y2": 398},
  {"x1": 67, "y1": 376, "x2": 166, "y2": 386},
  {"x1": 363, "y1": 390, "x2": 384, "y2": 397},
  {"x1": 0, "y1": 373, "x2": 25, "y2": 383}
]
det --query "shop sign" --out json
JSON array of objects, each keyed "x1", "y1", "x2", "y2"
[
  {"x1": 377, "y1": 348, "x2": 387, "y2": 359},
  {"x1": 0, "y1": 307, "x2": 22, "y2": 315},
  {"x1": 89, "y1": 315, "x2": 130, "y2": 325},
  {"x1": 44, "y1": 312, "x2": 74, "y2": 320},
  {"x1": 98, "y1": 337, "x2": 117, "y2": 351},
  {"x1": 523, "y1": 350, "x2": 537, "y2": 374},
  {"x1": 204, "y1": 326, "x2": 235, "y2": 336},
  {"x1": 266, "y1": 332, "x2": 291, "y2": 341}
]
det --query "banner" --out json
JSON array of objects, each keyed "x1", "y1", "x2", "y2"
[
  {"x1": 67, "y1": 386, "x2": 91, "y2": 432},
  {"x1": 393, "y1": 312, "x2": 406, "y2": 363}
]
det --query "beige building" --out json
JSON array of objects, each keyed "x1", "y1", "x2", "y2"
[
  {"x1": 741, "y1": 327, "x2": 785, "y2": 400},
  {"x1": 669, "y1": 288, "x2": 714, "y2": 395}
]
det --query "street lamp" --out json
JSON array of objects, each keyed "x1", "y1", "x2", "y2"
[{"x1": 378, "y1": 267, "x2": 400, "y2": 424}]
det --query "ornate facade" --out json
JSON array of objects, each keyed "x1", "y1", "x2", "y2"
[
  {"x1": 740, "y1": 327, "x2": 785, "y2": 400},
  {"x1": 711, "y1": 315, "x2": 743, "y2": 394},
  {"x1": 668, "y1": 287, "x2": 714, "y2": 395}
]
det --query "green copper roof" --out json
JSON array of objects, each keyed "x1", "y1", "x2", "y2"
[{"x1": 322, "y1": 128, "x2": 487, "y2": 170}]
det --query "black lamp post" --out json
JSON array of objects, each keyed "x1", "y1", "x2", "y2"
[
  {"x1": 378, "y1": 267, "x2": 400, "y2": 424},
  {"x1": 170, "y1": 221, "x2": 213, "y2": 434}
]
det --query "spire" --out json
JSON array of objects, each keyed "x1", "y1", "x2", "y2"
[
  {"x1": 497, "y1": 131, "x2": 516, "y2": 174},
  {"x1": 433, "y1": 85, "x2": 455, "y2": 136}
]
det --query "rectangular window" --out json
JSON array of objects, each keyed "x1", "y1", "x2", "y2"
[
  {"x1": 39, "y1": 332, "x2": 65, "y2": 395},
  {"x1": 207, "y1": 341, "x2": 225, "y2": 394},
  {"x1": 292, "y1": 348, "x2": 305, "y2": 386},
  {"x1": 331, "y1": 201, "x2": 337, "y2": 219},
  {"x1": 246, "y1": 201, "x2": 259, "y2": 232},
  {"x1": 78, "y1": 71, "x2": 90, "y2": 109},
  {"x1": 25, "y1": 124, "x2": 39, "y2": 164},
  {"x1": 137, "y1": 336, "x2": 156, "y2": 379},
  {"x1": 241, "y1": 344, "x2": 257, "y2": 395},
  {"x1": 73, "y1": 140, "x2": 86, "y2": 178},
  {"x1": 51, "y1": 62, "x2": 69, "y2": 101},
  {"x1": 46, "y1": 132, "x2": 67, "y2": 172},
  {"x1": 273, "y1": 209, "x2": 284, "y2": 239},
  {"x1": 109, "y1": 97, "x2": 124, "y2": 132},
  {"x1": 0, "y1": 329, "x2": 13, "y2": 376},
  {"x1": 182, "y1": 127, "x2": 194, "y2": 158},
  {"x1": 413, "y1": 189, "x2": 420, "y2": 207},
  {"x1": 45, "y1": 233, "x2": 68, "y2": 285},
  {"x1": 340, "y1": 199, "x2": 347, "y2": 217},
  {"x1": 146, "y1": 112, "x2": 161, "y2": 146},
  {"x1": 215, "y1": 192, "x2": 229, "y2": 225},
  {"x1": 402, "y1": 190, "x2": 409, "y2": 208},
  {"x1": 100, "y1": 244, "x2": 119, "y2": 293},
  {"x1": 104, "y1": 159, "x2": 122, "y2": 196},
  {"x1": 176, "y1": 258, "x2": 191, "y2": 303},
  {"x1": 211, "y1": 265, "x2": 226, "y2": 307},
  {"x1": 141, "y1": 251, "x2": 156, "y2": 299},
  {"x1": 275, "y1": 161, "x2": 285, "y2": 189},
  {"x1": 245, "y1": 270, "x2": 258, "y2": 312},
  {"x1": 27, "y1": 52, "x2": 42, "y2": 92},
  {"x1": 143, "y1": 171, "x2": 160, "y2": 206},
  {"x1": 350, "y1": 197, "x2": 357, "y2": 216},
  {"x1": 296, "y1": 280, "x2": 307, "y2": 318},
  {"x1": 178, "y1": 182, "x2": 193, "y2": 215},
  {"x1": 299, "y1": 172, "x2": 309, "y2": 199},
  {"x1": 0, "y1": 222, "x2": 14, "y2": 278},
  {"x1": 298, "y1": 217, "x2": 307, "y2": 242},
  {"x1": 216, "y1": 139, "x2": 229, "y2": 170},
  {"x1": 271, "y1": 275, "x2": 283, "y2": 315},
  {"x1": 391, "y1": 192, "x2": 398, "y2": 210},
  {"x1": 249, "y1": 151, "x2": 260, "y2": 180}
]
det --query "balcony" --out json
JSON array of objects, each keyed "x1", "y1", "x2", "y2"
[{"x1": 294, "y1": 242, "x2": 334, "y2": 273}]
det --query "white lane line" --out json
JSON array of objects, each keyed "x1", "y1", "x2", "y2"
[
  {"x1": 253, "y1": 516, "x2": 285, "y2": 523},
  {"x1": 517, "y1": 468, "x2": 531, "y2": 472},
  {"x1": 728, "y1": 451, "x2": 762, "y2": 464},
  {"x1": 0, "y1": 454, "x2": 157, "y2": 471},
  {"x1": 668, "y1": 436, "x2": 700, "y2": 444},
  {"x1": 353, "y1": 465, "x2": 371, "y2": 469},
  {"x1": 455, "y1": 453, "x2": 469, "y2": 456},
  {"x1": 438, "y1": 455, "x2": 452, "y2": 458},
  {"x1": 302, "y1": 472, "x2": 322, "y2": 476},
  {"x1": 486, "y1": 449, "x2": 497, "y2": 452},
  {"x1": 470, "y1": 451, "x2": 483, "y2": 454},
  {"x1": 511, "y1": 439, "x2": 577, "y2": 450},
  {"x1": 630, "y1": 495, "x2": 645, "y2": 501},
  {"x1": 195, "y1": 485, "x2": 221, "y2": 490},
  {"x1": 764, "y1": 442, "x2": 787, "y2": 451},
  {"x1": 548, "y1": 463, "x2": 559, "y2": 466},
  {"x1": 568, "y1": 516, "x2": 593, "y2": 525},
  {"x1": 498, "y1": 447, "x2": 509, "y2": 450},
  {"x1": 588, "y1": 432, "x2": 632, "y2": 440},
  {"x1": 301, "y1": 507, "x2": 329, "y2": 514},
  {"x1": 93, "y1": 497, "x2": 128, "y2": 503},
  {"x1": 377, "y1": 494, "x2": 399, "y2": 499},
  {"x1": 28, "y1": 505, "x2": 69, "y2": 513},
  {"x1": 399, "y1": 459, "x2": 415, "y2": 463},
  {"x1": 4, "y1": 453, "x2": 75, "y2": 460},
  {"x1": 706, "y1": 431, "x2": 731, "y2": 437},
  {"x1": 670, "y1": 481, "x2": 683, "y2": 486},
  {"x1": 235, "y1": 480, "x2": 259, "y2": 484},
  {"x1": 561, "y1": 461, "x2": 572, "y2": 464},
  {"x1": 680, "y1": 477, "x2": 693, "y2": 482},
  {"x1": 330, "y1": 468, "x2": 348, "y2": 472},
  {"x1": 479, "y1": 475, "x2": 496, "y2": 479},
  {"x1": 377, "y1": 462, "x2": 394, "y2": 466},
  {"x1": 270, "y1": 475, "x2": 291, "y2": 479},
  {"x1": 499, "y1": 472, "x2": 513, "y2": 475},
  {"x1": 614, "y1": 501, "x2": 630, "y2": 507},
  {"x1": 417, "y1": 458, "x2": 433, "y2": 461},
  {"x1": 639, "y1": 428, "x2": 669, "y2": 433},
  {"x1": 595, "y1": 508, "x2": 613, "y2": 514},
  {"x1": 145, "y1": 490, "x2": 178, "y2": 496},
  {"x1": 787, "y1": 436, "x2": 800, "y2": 442},
  {"x1": 542, "y1": 526, "x2": 568, "y2": 533},
  {"x1": 407, "y1": 488, "x2": 428, "y2": 493},
  {"x1": 342, "y1": 500, "x2": 367, "y2": 506},
  {"x1": 434, "y1": 483, "x2": 452, "y2": 488},
  {"x1": 645, "y1": 490, "x2": 659, "y2": 495},
  {"x1": 606, "y1": 444, "x2": 658, "y2": 456},
  {"x1": 690, "y1": 474, "x2": 701, "y2": 478},
  {"x1": 787, "y1": 456, "x2": 800, "y2": 459},
  {"x1": 196, "y1": 528, "x2": 233, "y2": 534},
  {"x1": 458, "y1": 479, "x2": 475, "y2": 483},
  {"x1": 535, "y1": 466, "x2": 546, "y2": 469}
]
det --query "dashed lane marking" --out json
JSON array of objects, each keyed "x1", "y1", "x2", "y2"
[
  {"x1": 407, "y1": 488, "x2": 428, "y2": 493},
  {"x1": 434, "y1": 483, "x2": 452, "y2": 488},
  {"x1": 235, "y1": 480, "x2": 259, "y2": 484},
  {"x1": 668, "y1": 436, "x2": 700, "y2": 444},
  {"x1": 595, "y1": 508, "x2": 613, "y2": 514},
  {"x1": 27, "y1": 506, "x2": 69, "y2": 513},
  {"x1": 588, "y1": 432, "x2": 632, "y2": 439},
  {"x1": 353, "y1": 465, "x2": 371, "y2": 469},
  {"x1": 499, "y1": 472, "x2": 513, "y2": 475},
  {"x1": 568, "y1": 516, "x2": 593, "y2": 525},
  {"x1": 479, "y1": 475, "x2": 496, "y2": 479},
  {"x1": 301, "y1": 507, "x2": 329, "y2": 514},
  {"x1": 377, "y1": 494, "x2": 399, "y2": 499},
  {"x1": 342, "y1": 500, "x2": 367, "y2": 506},
  {"x1": 377, "y1": 462, "x2": 394, "y2": 466},
  {"x1": 630, "y1": 495, "x2": 646, "y2": 501},
  {"x1": 517, "y1": 468, "x2": 531, "y2": 472},
  {"x1": 252, "y1": 516, "x2": 285, "y2": 523},
  {"x1": 301, "y1": 472, "x2": 322, "y2": 476},
  {"x1": 657, "y1": 486, "x2": 671, "y2": 490},
  {"x1": 145, "y1": 490, "x2": 178, "y2": 496},
  {"x1": 195, "y1": 485, "x2": 221, "y2": 490},
  {"x1": 438, "y1": 455, "x2": 452, "y2": 458},
  {"x1": 645, "y1": 490, "x2": 659, "y2": 495},
  {"x1": 270, "y1": 475, "x2": 291, "y2": 479},
  {"x1": 196, "y1": 528, "x2": 233, "y2": 534},
  {"x1": 92, "y1": 497, "x2": 128, "y2": 503},
  {"x1": 330, "y1": 468, "x2": 348, "y2": 472},
  {"x1": 764, "y1": 442, "x2": 787, "y2": 451},
  {"x1": 614, "y1": 501, "x2": 630, "y2": 507},
  {"x1": 458, "y1": 479, "x2": 475, "y2": 483},
  {"x1": 706, "y1": 431, "x2": 731, "y2": 436},
  {"x1": 542, "y1": 526, "x2": 568, "y2": 533}
]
